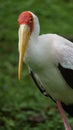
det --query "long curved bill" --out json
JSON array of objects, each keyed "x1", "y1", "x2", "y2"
[{"x1": 18, "y1": 24, "x2": 30, "y2": 80}]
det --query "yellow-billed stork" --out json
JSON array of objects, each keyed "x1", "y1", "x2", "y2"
[{"x1": 18, "y1": 11, "x2": 73, "y2": 130}]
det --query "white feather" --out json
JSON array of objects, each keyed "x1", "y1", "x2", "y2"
[{"x1": 20, "y1": 12, "x2": 73, "y2": 105}]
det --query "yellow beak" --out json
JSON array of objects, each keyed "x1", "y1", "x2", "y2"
[{"x1": 18, "y1": 24, "x2": 30, "y2": 80}]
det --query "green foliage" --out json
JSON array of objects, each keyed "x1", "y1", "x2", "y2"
[{"x1": 0, "y1": 0, "x2": 73, "y2": 129}]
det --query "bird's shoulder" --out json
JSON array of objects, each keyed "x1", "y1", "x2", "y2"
[
  {"x1": 38, "y1": 34, "x2": 73, "y2": 68},
  {"x1": 38, "y1": 33, "x2": 57, "y2": 42},
  {"x1": 39, "y1": 34, "x2": 73, "y2": 47}
]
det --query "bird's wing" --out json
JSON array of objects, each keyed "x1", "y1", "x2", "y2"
[
  {"x1": 30, "y1": 70, "x2": 55, "y2": 101},
  {"x1": 30, "y1": 70, "x2": 49, "y2": 96},
  {"x1": 56, "y1": 38, "x2": 73, "y2": 89}
]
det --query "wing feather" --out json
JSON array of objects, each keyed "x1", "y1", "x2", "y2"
[
  {"x1": 58, "y1": 63, "x2": 73, "y2": 89},
  {"x1": 55, "y1": 36, "x2": 73, "y2": 89}
]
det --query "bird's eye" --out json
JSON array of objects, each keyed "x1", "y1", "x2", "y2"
[{"x1": 29, "y1": 18, "x2": 33, "y2": 23}]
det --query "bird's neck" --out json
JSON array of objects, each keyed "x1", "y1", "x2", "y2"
[
  {"x1": 25, "y1": 15, "x2": 40, "y2": 68},
  {"x1": 27, "y1": 16, "x2": 40, "y2": 50},
  {"x1": 25, "y1": 30, "x2": 39, "y2": 69},
  {"x1": 30, "y1": 16, "x2": 40, "y2": 39},
  {"x1": 27, "y1": 30, "x2": 39, "y2": 53}
]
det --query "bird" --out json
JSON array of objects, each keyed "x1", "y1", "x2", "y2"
[{"x1": 17, "y1": 11, "x2": 73, "y2": 130}]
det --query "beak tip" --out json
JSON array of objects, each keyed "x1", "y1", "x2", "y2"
[
  {"x1": 18, "y1": 76, "x2": 20, "y2": 80},
  {"x1": 18, "y1": 72, "x2": 20, "y2": 80},
  {"x1": 18, "y1": 77, "x2": 20, "y2": 80}
]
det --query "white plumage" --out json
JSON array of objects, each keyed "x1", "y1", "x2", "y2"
[
  {"x1": 18, "y1": 11, "x2": 73, "y2": 130},
  {"x1": 24, "y1": 33, "x2": 73, "y2": 104}
]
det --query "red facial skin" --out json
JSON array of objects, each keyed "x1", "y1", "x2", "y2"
[{"x1": 18, "y1": 11, "x2": 34, "y2": 33}]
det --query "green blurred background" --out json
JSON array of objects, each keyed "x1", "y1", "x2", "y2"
[{"x1": 0, "y1": 0, "x2": 73, "y2": 129}]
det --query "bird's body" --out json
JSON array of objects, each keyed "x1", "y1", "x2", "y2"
[
  {"x1": 18, "y1": 11, "x2": 73, "y2": 130},
  {"x1": 25, "y1": 33, "x2": 73, "y2": 105}
]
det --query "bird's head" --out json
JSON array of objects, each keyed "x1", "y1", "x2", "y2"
[{"x1": 18, "y1": 11, "x2": 40, "y2": 80}]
